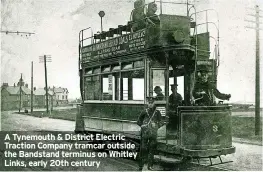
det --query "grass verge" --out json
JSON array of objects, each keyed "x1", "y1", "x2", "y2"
[{"x1": 232, "y1": 116, "x2": 262, "y2": 142}]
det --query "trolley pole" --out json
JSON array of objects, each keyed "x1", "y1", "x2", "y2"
[
  {"x1": 31, "y1": 61, "x2": 33, "y2": 113},
  {"x1": 245, "y1": 5, "x2": 262, "y2": 135}
]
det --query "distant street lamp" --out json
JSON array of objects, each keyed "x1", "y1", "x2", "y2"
[{"x1": 98, "y1": 11, "x2": 105, "y2": 33}]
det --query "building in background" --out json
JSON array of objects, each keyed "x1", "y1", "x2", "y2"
[
  {"x1": 51, "y1": 87, "x2": 69, "y2": 106},
  {"x1": 1, "y1": 78, "x2": 31, "y2": 111},
  {"x1": 33, "y1": 87, "x2": 55, "y2": 108},
  {"x1": 1, "y1": 78, "x2": 69, "y2": 110}
]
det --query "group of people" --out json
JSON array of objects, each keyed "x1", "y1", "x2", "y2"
[
  {"x1": 137, "y1": 85, "x2": 182, "y2": 170},
  {"x1": 136, "y1": 65, "x2": 231, "y2": 170},
  {"x1": 132, "y1": 1, "x2": 160, "y2": 32}
]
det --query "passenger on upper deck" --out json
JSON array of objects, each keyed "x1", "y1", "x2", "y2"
[
  {"x1": 131, "y1": 0, "x2": 146, "y2": 32},
  {"x1": 193, "y1": 65, "x2": 231, "y2": 106},
  {"x1": 146, "y1": 2, "x2": 160, "y2": 26},
  {"x1": 154, "y1": 86, "x2": 164, "y2": 100}
]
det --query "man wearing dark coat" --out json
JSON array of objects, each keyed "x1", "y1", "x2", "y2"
[
  {"x1": 137, "y1": 97, "x2": 162, "y2": 171},
  {"x1": 168, "y1": 84, "x2": 183, "y2": 111},
  {"x1": 193, "y1": 65, "x2": 231, "y2": 106},
  {"x1": 167, "y1": 84, "x2": 183, "y2": 130}
]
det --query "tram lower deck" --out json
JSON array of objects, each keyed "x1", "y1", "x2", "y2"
[{"x1": 75, "y1": 102, "x2": 235, "y2": 158}]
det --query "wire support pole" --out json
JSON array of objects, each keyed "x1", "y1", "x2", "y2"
[
  {"x1": 31, "y1": 61, "x2": 33, "y2": 113},
  {"x1": 39, "y1": 55, "x2": 52, "y2": 114},
  {"x1": 44, "y1": 55, "x2": 49, "y2": 113},
  {"x1": 245, "y1": 5, "x2": 262, "y2": 135},
  {"x1": 255, "y1": 5, "x2": 261, "y2": 135}
]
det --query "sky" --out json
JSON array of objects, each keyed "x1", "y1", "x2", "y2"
[{"x1": 1, "y1": 0, "x2": 263, "y2": 106}]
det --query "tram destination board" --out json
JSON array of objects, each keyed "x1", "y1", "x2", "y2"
[{"x1": 81, "y1": 29, "x2": 146, "y2": 63}]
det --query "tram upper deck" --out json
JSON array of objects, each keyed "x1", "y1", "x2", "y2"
[{"x1": 80, "y1": 15, "x2": 195, "y2": 67}]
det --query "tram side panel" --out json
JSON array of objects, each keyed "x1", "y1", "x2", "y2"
[{"x1": 78, "y1": 103, "x2": 144, "y2": 139}]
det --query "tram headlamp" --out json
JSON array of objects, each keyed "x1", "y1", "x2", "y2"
[{"x1": 173, "y1": 30, "x2": 185, "y2": 43}]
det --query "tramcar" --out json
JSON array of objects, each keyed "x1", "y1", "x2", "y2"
[{"x1": 75, "y1": 0, "x2": 235, "y2": 166}]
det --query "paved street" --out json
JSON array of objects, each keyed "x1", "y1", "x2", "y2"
[{"x1": 1, "y1": 111, "x2": 262, "y2": 171}]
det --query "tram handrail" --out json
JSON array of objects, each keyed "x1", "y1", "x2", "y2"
[
  {"x1": 79, "y1": 27, "x2": 93, "y2": 71},
  {"x1": 190, "y1": 9, "x2": 220, "y2": 67}
]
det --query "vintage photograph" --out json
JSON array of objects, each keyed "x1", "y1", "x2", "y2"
[{"x1": 1, "y1": 0, "x2": 262, "y2": 171}]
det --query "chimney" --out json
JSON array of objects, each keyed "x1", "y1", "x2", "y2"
[
  {"x1": 25, "y1": 84, "x2": 28, "y2": 88},
  {"x1": 2, "y1": 83, "x2": 8, "y2": 88},
  {"x1": 34, "y1": 87, "x2": 36, "y2": 91}
]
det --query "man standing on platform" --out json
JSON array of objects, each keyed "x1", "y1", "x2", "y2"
[
  {"x1": 193, "y1": 65, "x2": 231, "y2": 106},
  {"x1": 137, "y1": 97, "x2": 162, "y2": 171},
  {"x1": 167, "y1": 84, "x2": 183, "y2": 130}
]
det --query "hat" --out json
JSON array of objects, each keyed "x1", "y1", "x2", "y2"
[
  {"x1": 154, "y1": 86, "x2": 162, "y2": 92},
  {"x1": 170, "y1": 84, "x2": 178, "y2": 87},
  {"x1": 146, "y1": 96, "x2": 155, "y2": 103}
]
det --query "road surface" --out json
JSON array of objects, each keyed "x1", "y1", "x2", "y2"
[{"x1": 1, "y1": 111, "x2": 262, "y2": 171}]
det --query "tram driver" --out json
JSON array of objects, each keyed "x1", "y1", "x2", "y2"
[{"x1": 193, "y1": 65, "x2": 231, "y2": 106}]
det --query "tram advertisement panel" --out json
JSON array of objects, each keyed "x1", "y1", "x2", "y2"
[{"x1": 81, "y1": 29, "x2": 146, "y2": 63}]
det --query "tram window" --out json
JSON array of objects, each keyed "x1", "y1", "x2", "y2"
[
  {"x1": 134, "y1": 60, "x2": 144, "y2": 68},
  {"x1": 84, "y1": 76, "x2": 100, "y2": 100},
  {"x1": 123, "y1": 78, "x2": 128, "y2": 100},
  {"x1": 102, "y1": 74, "x2": 115, "y2": 100},
  {"x1": 122, "y1": 63, "x2": 133, "y2": 70},
  {"x1": 169, "y1": 76, "x2": 184, "y2": 99},
  {"x1": 120, "y1": 70, "x2": 144, "y2": 101},
  {"x1": 133, "y1": 78, "x2": 144, "y2": 100},
  {"x1": 93, "y1": 67, "x2": 100, "y2": 74},
  {"x1": 152, "y1": 69, "x2": 165, "y2": 99},
  {"x1": 85, "y1": 68, "x2": 92, "y2": 75},
  {"x1": 112, "y1": 65, "x2": 121, "y2": 72}
]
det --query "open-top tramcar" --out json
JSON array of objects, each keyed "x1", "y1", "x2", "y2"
[{"x1": 75, "y1": 0, "x2": 235, "y2": 166}]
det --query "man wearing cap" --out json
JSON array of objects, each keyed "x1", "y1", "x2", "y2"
[
  {"x1": 168, "y1": 84, "x2": 183, "y2": 111},
  {"x1": 154, "y1": 86, "x2": 165, "y2": 100},
  {"x1": 167, "y1": 84, "x2": 183, "y2": 130},
  {"x1": 193, "y1": 65, "x2": 231, "y2": 106},
  {"x1": 137, "y1": 97, "x2": 162, "y2": 171}
]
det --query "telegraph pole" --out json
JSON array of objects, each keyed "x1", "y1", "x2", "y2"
[
  {"x1": 255, "y1": 5, "x2": 261, "y2": 136},
  {"x1": 31, "y1": 61, "x2": 33, "y2": 113},
  {"x1": 19, "y1": 73, "x2": 22, "y2": 113},
  {"x1": 44, "y1": 55, "x2": 48, "y2": 113},
  {"x1": 245, "y1": 5, "x2": 262, "y2": 135},
  {"x1": 39, "y1": 55, "x2": 52, "y2": 113}
]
